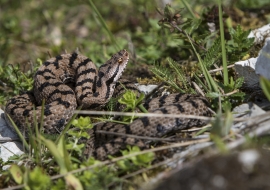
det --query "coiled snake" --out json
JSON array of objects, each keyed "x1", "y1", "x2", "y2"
[{"x1": 5, "y1": 50, "x2": 212, "y2": 160}]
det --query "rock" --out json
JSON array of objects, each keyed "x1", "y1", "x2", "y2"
[
  {"x1": 248, "y1": 23, "x2": 270, "y2": 44},
  {"x1": 234, "y1": 23, "x2": 270, "y2": 90},
  {"x1": 152, "y1": 149, "x2": 270, "y2": 190},
  {"x1": 137, "y1": 84, "x2": 158, "y2": 95},
  {"x1": 255, "y1": 40, "x2": 270, "y2": 80},
  {"x1": 232, "y1": 102, "x2": 266, "y2": 132},
  {"x1": 0, "y1": 109, "x2": 24, "y2": 163},
  {"x1": 234, "y1": 57, "x2": 258, "y2": 89}
]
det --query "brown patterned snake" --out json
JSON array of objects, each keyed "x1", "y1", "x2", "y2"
[{"x1": 5, "y1": 50, "x2": 212, "y2": 160}]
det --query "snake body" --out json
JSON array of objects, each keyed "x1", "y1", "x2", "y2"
[
  {"x1": 5, "y1": 50, "x2": 129, "y2": 133},
  {"x1": 91, "y1": 93, "x2": 211, "y2": 160},
  {"x1": 5, "y1": 50, "x2": 211, "y2": 160}
]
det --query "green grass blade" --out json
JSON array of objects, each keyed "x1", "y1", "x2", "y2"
[
  {"x1": 195, "y1": 126, "x2": 211, "y2": 136},
  {"x1": 194, "y1": 73, "x2": 209, "y2": 92},
  {"x1": 182, "y1": 0, "x2": 196, "y2": 18},
  {"x1": 87, "y1": 0, "x2": 120, "y2": 50},
  {"x1": 187, "y1": 35, "x2": 219, "y2": 93},
  {"x1": 197, "y1": 54, "x2": 219, "y2": 92},
  {"x1": 39, "y1": 135, "x2": 68, "y2": 174},
  {"x1": 173, "y1": 22, "x2": 218, "y2": 93},
  {"x1": 6, "y1": 114, "x2": 29, "y2": 151},
  {"x1": 218, "y1": 0, "x2": 229, "y2": 85}
]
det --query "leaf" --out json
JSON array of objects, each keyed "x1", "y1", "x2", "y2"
[
  {"x1": 120, "y1": 145, "x2": 155, "y2": 167},
  {"x1": 118, "y1": 90, "x2": 137, "y2": 110},
  {"x1": 39, "y1": 135, "x2": 69, "y2": 174},
  {"x1": 51, "y1": 179, "x2": 65, "y2": 190},
  {"x1": 27, "y1": 167, "x2": 51, "y2": 189},
  {"x1": 164, "y1": 4, "x2": 175, "y2": 19},
  {"x1": 206, "y1": 92, "x2": 220, "y2": 98},
  {"x1": 9, "y1": 164, "x2": 23, "y2": 184},
  {"x1": 234, "y1": 77, "x2": 244, "y2": 89},
  {"x1": 202, "y1": 37, "x2": 221, "y2": 68},
  {"x1": 116, "y1": 159, "x2": 133, "y2": 171},
  {"x1": 72, "y1": 116, "x2": 93, "y2": 129},
  {"x1": 227, "y1": 25, "x2": 254, "y2": 62},
  {"x1": 181, "y1": 18, "x2": 201, "y2": 34},
  {"x1": 230, "y1": 92, "x2": 245, "y2": 98},
  {"x1": 195, "y1": 126, "x2": 211, "y2": 136},
  {"x1": 221, "y1": 100, "x2": 232, "y2": 111},
  {"x1": 6, "y1": 114, "x2": 29, "y2": 150},
  {"x1": 136, "y1": 152, "x2": 155, "y2": 165},
  {"x1": 211, "y1": 110, "x2": 233, "y2": 137},
  {"x1": 210, "y1": 134, "x2": 228, "y2": 153},
  {"x1": 151, "y1": 69, "x2": 179, "y2": 91},
  {"x1": 118, "y1": 90, "x2": 145, "y2": 113}
]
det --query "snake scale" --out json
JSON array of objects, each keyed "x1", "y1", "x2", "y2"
[{"x1": 5, "y1": 50, "x2": 212, "y2": 160}]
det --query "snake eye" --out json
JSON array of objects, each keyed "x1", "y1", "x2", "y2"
[{"x1": 118, "y1": 58, "x2": 123, "y2": 63}]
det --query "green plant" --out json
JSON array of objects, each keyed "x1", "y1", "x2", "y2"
[
  {"x1": 67, "y1": 116, "x2": 93, "y2": 155},
  {"x1": 10, "y1": 165, "x2": 52, "y2": 190},
  {"x1": 115, "y1": 145, "x2": 155, "y2": 172},
  {"x1": 226, "y1": 25, "x2": 255, "y2": 63},
  {"x1": 118, "y1": 90, "x2": 146, "y2": 122},
  {"x1": 151, "y1": 57, "x2": 192, "y2": 93},
  {"x1": 154, "y1": 3, "x2": 253, "y2": 111},
  {"x1": 0, "y1": 64, "x2": 34, "y2": 104}
]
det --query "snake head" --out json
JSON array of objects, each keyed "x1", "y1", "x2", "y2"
[
  {"x1": 97, "y1": 49, "x2": 129, "y2": 85},
  {"x1": 89, "y1": 49, "x2": 130, "y2": 103}
]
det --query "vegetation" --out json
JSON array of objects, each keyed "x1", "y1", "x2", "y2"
[{"x1": 0, "y1": 0, "x2": 270, "y2": 189}]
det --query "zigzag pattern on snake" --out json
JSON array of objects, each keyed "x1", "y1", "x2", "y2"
[{"x1": 5, "y1": 50, "x2": 212, "y2": 160}]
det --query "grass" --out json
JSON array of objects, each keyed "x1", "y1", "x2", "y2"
[{"x1": 1, "y1": 0, "x2": 270, "y2": 189}]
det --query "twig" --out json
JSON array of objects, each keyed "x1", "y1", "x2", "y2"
[
  {"x1": 208, "y1": 64, "x2": 234, "y2": 74},
  {"x1": 95, "y1": 130, "x2": 203, "y2": 142},
  {"x1": 74, "y1": 109, "x2": 270, "y2": 123},
  {"x1": 170, "y1": 22, "x2": 206, "y2": 51},
  {"x1": 226, "y1": 113, "x2": 270, "y2": 150},
  {"x1": 0, "y1": 137, "x2": 23, "y2": 143},
  {"x1": 75, "y1": 110, "x2": 212, "y2": 121}
]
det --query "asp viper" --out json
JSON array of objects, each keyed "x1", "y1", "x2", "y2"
[{"x1": 5, "y1": 50, "x2": 212, "y2": 160}]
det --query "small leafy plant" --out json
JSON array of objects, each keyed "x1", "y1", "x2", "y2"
[{"x1": 115, "y1": 145, "x2": 155, "y2": 172}]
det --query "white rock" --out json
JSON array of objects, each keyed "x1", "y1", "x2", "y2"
[
  {"x1": 234, "y1": 57, "x2": 258, "y2": 89},
  {"x1": 248, "y1": 23, "x2": 270, "y2": 44},
  {"x1": 234, "y1": 23, "x2": 270, "y2": 89},
  {"x1": 1, "y1": 142, "x2": 24, "y2": 162},
  {"x1": 233, "y1": 102, "x2": 265, "y2": 118},
  {"x1": 255, "y1": 40, "x2": 270, "y2": 79},
  {"x1": 0, "y1": 109, "x2": 24, "y2": 162},
  {"x1": 232, "y1": 103, "x2": 266, "y2": 132},
  {"x1": 137, "y1": 84, "x2": 158, "y2": 95}
]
